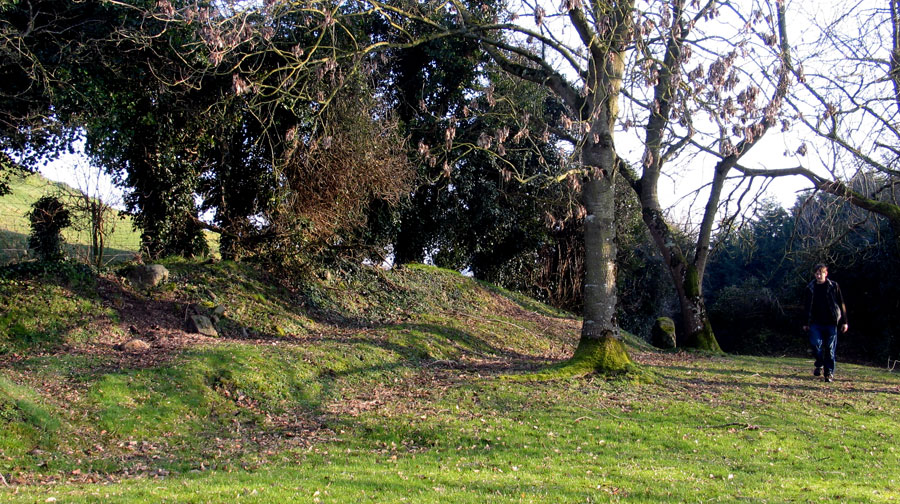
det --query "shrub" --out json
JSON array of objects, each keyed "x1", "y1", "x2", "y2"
[{"x1": 27, "y1": 196, "x2": 72, "y2": 262}]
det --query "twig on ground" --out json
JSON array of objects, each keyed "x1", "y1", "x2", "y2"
[
  {"x1": 699, "y1": 422, "x2": 761, "y2": 430},
  {"x1": 485, "y1": 316, "x2": 529, "y2": 332},
  {"x1": 423, "y1": 359, "x2": 456, "y2": 367},
  {"x1": 0, "y1": 471, "x2": 9, "y2": 487}
]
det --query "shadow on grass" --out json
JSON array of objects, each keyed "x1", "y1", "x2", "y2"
[
  {"x1": 658, "y1": 363, "x2": 900, "y2": 395},
  {"x1": 309, "y1": 324, "x2": 560, "y2": 372},
  {"x1": 0, "y1": 263, "x2": 115, "y2": 355},
  {"x1": 194, "y1": 321, "x2": 571, "y2": 439},
  {"x1": 477, "y1": 280, "x2": 576, "y2": 319}
]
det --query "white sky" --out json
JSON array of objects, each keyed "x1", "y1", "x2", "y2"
[{"x1": 39, "y1": 144, "x2": 126, "y2": 210}]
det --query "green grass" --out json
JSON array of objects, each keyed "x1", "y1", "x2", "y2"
[
  {"x1": 0, "y1": 260, "x2": 898, "y2": 502},
  {"x1": 0, "y1": 173, "x2": 142, "y2": 264},
  {"x1": 0, "y1": 261, "x2": 118, "y2": 353},
  {"x1": 3, "y1": 356, "x2": 898, "y2": 503},
  {"x1": 0, "y1": 375, "x2": 62, "y2": 458}
]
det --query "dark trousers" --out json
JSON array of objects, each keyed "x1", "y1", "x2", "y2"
[{"x1": 809, "y1": 324, "x2": 838, "y2": 374}]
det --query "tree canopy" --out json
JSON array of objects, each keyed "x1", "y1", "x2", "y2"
[{"x1": 4, "y1": 0, "x2": 900, "y2": 366}]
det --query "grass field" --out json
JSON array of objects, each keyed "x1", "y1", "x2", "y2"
[
  {"x1": 0, "y1": 172, "x2": 140, "y2": 265},
  {"x1": 1, "y1": 260, "x2": 898, "y2": 503},
  {"x1": 0, "y1": 172, "x2": 218, "y2": 265}
]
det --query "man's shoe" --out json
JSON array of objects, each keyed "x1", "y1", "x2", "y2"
[
  {"x1": 814, "y1": 367, "x2": 822, "y2": 376},
  {"x1": 825, "y1": 373, "x2": 834, "y2": 383}
]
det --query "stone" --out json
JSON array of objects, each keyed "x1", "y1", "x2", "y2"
[
  {"x1": 121, "y1": 339, "x2": 151, "y2": 353},
  {"x1": 127, "y1": 264, "x2": 170, "y2": 290},
  {"x1": 187, "y1": 314, "x2": 218, "y2": 337},
  {"x1": 651, "y1": 317, "x2": 677, "y2": 349}
]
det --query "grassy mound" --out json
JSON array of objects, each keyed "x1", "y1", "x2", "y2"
[
  {"x1": 0, "y1": 259, "x2": 581, "y2": 478},
  {"x1": 1, "y1": 259, "x2": 898, "y2": 502}
]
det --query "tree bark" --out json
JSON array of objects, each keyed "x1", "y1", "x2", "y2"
[
  {"x1": 572, "y1": 136, "x2": 632, "y2": 372},
  {"x1": 676, "y1": 265, "x2": 720, "y2": 351},
  {"x1": 574, "y1": 182, "x2": 633, "y2": 367},
  {"x1": 565, "y1": 3, "x2": 634, "y2": 372},
  {"x1": 581, "y1": 173, "x2": 617, "y2": 342},
  {"x1": 576, "y1": 166, "x2": 631, "y2": 370}
]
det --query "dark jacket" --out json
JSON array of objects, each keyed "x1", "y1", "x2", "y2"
[{"x1": 805, "y1": 279, "x2": 848, "y2": 327}]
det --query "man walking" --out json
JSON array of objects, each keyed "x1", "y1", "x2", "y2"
[{"x1": 802, "y1": 264, "x2": 848, "y2": 383}]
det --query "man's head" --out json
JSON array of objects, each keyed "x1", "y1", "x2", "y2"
[{"x1": 814, "y1": 263, "x2": 828, "y2": 284}]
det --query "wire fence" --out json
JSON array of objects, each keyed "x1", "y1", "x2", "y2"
[{"x1": 0, "y1": 219, "x2": 142, "y2": 267}]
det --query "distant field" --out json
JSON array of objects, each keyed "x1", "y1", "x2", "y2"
[
  {"x1": 0, "y1": 173, "x2": 141, "y2": 264},
  {"x1": 1, "y1": 172, "x2": 217, "y2": 265}
]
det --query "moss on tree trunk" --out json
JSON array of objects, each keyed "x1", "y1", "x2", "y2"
[
  {"x1": 571, "y1": 334, "x2": 633, "y2": 373},
  {"x1": 679, "y1": 267, "x2": 722, "y2": 353},
  {"x1": 685, "y1": 318, "x2": 722, "y2": 353},
  {"x1": 508, "y1": 333, "x2": 633, "y2": 381}
]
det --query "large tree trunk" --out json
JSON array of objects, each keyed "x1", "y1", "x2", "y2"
[
  {"x1": 477, "y1": 0, "x2": 635, "y2": 373},
  {"x1": 566, "y1": 9, "x2": 634, "y2": 372},
  {"x1": 675, "y1": 265, "x2": 721, "y2": 351},
  {"x1": 572, "y1": 144, "x2": 632, "y2": 373}
]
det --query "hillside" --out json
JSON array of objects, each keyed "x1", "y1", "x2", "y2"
[{"x1": 1, "y1": 259, "x2": 899, "y2": 503}]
